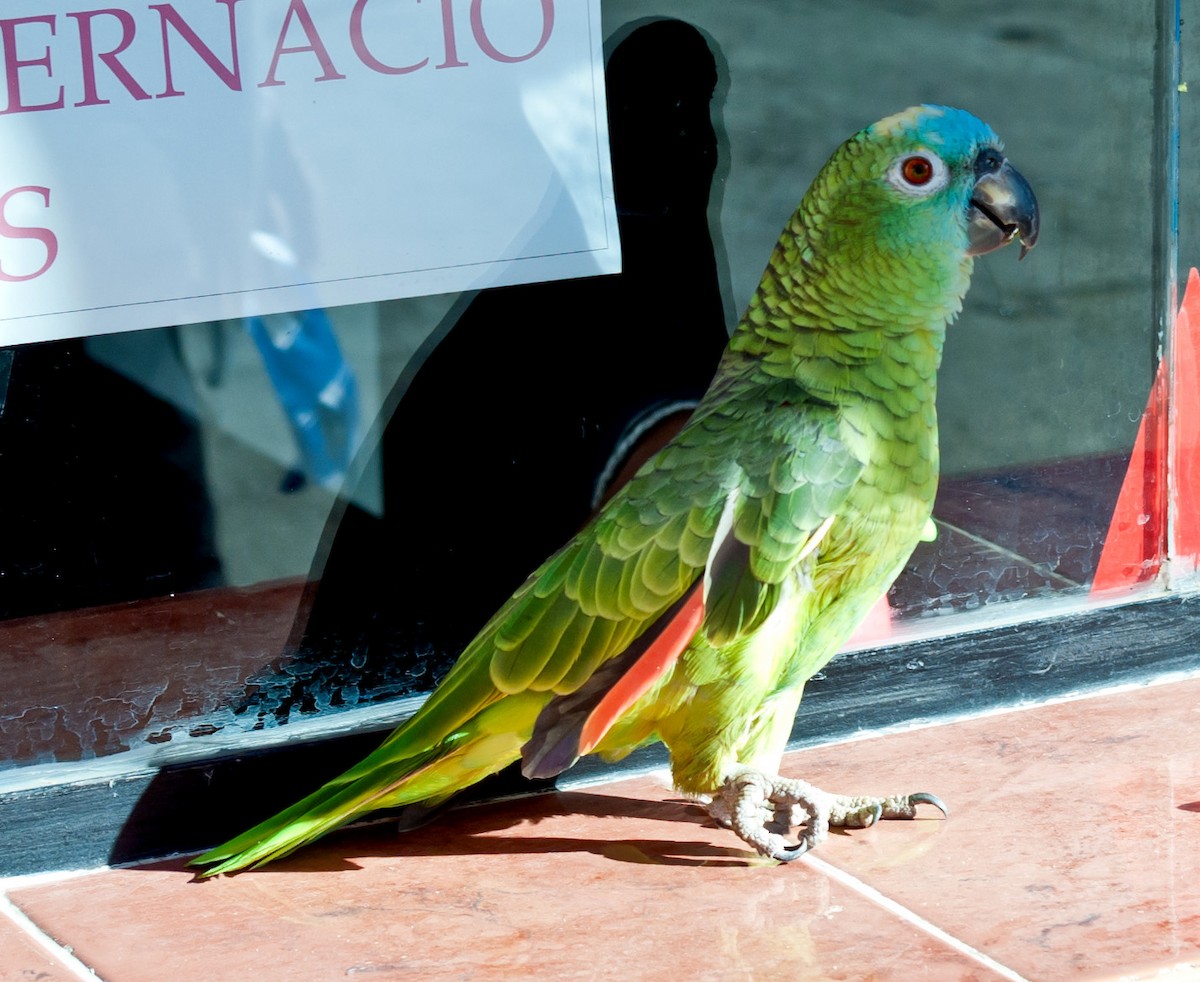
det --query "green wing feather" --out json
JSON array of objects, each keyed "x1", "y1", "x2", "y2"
[{"x1": 689, "y1": 381, "x2": 865, "y2": 645}]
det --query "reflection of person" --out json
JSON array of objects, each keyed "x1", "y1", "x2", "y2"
[
  {"x1": 244, "y1": 308, "x2": 361, "y2": 492},
  {"x1": 242, "y1": 19, "x2": 732, "y2": 721}
]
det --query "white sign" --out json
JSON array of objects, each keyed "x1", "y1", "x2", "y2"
[{"x1": 0, "y1": 0, "x2": 618, "y2": 345}]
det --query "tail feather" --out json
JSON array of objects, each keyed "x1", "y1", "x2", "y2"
[
  {"x1": 192, "y1": 691, "x2": 548, "y2": 875},
  {"x1": 193, "y1": 743, "x2": 446, "y2": 876}
]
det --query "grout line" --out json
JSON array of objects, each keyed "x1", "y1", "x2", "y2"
[
  {"x1": 0, "y1": 866, "x2": 109, "y2": 892},
  {"x1": 0, "y1": 890, "x2": 103, "y2": 981},
  {"x1": 802, "y1": 854, "x2": 1031, "y2": 981}
]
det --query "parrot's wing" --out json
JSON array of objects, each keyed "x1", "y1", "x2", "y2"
[
  {"x1": 521, "y1": 389, "x2": 869, "y2": 776},
  {"x1": 699, "y1": 396, "x2": 867, "y2": 646}
]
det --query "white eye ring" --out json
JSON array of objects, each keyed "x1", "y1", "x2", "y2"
[{"x1": 886, "y1": 150, "x2": 949, "y2": 195}]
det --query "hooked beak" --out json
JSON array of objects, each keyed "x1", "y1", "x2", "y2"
[{"x1": 967, "y1": 154, "x2": 1039, "y2": 259}]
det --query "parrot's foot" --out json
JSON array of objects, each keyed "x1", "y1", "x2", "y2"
[{"x1": 708, "y1": 768, "x2": 947, "y2": 862}]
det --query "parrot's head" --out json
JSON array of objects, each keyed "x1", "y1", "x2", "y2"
[{"x1": 803, "y1": 105, "x2": 1039, "y2": 307}]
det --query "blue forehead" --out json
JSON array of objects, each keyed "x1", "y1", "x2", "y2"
[{"x1": 870, "y1": 105, "x2": 1001, "y2": 157}]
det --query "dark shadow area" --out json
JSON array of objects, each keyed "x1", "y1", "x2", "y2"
[
  {"x1": 0, "y1": 336, "x2": 221, "y2": 620},
  {"x1": 109, "y1": 722, "x2": 556, "y2": 867},
  {"x1": 216, "y1": 789, "x2": 757, "y2": 870},
  {"x1": 234, "y1": 18, "x2": 733, "y2": 724},
  {"x1": 144, "y1": 782, "x2": 756, "y2": 875}
]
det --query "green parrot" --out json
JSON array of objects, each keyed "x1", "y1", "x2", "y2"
[{"x1": 194, "y1": 104, "x2": 1038, "y2": 875}]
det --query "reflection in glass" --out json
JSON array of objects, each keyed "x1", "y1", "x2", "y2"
[{"x1": 0, "y1": 3, "x2": 1175, "y2": 778}]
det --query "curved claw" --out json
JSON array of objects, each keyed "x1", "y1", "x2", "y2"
[
  {"x1": 773, "y1": 839, "x2": 809, "y2": 863},
  {"x1": 909, "y1": 792, "x2": 949, "y2": 819}
]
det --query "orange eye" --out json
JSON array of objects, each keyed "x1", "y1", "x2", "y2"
[{"x1": 901, "y1": 155, "x2": 934, "y2": 185}]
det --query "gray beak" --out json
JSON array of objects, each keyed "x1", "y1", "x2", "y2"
[{"x1": 967, "y1": 150, "x2": 1039, "y2": 260}]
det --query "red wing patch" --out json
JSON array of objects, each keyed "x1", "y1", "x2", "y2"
[
  {"x1": 577, "y1": 586, "x2": 704, "y2": 755},
  {"x1": 521, "y1": 581, "x2": 705, "y2": 780}
]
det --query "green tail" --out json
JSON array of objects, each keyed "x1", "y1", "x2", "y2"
[
  {"x1": 192, "y1": 745, "x2": 440, "y2": 876},
  {"x1": 192, "y1": 690, "x2": 546, "y2": 875}
]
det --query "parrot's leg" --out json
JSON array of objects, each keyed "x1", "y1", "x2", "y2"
[{"x1": 709, "y1": 768, "x2": 946, "y2": 862}]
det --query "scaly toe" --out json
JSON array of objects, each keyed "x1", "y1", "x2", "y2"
[
  {"x1": 716, "y1": 769, "x2": 831, "y2": 860},
  {"x1": 824, "y1": 790, "x2": 950, "y2": 827},
  {"x1": 871, "y1": 791, "x2": 950, "y2": 821}
]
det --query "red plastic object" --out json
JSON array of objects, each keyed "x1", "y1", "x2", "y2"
[
  {"x1": 1092, "y1": 267, "x2": 1200, "y2": 593},
  {"x1": 1170, "y1": 268, "x2": 1200, "y2": 567}
]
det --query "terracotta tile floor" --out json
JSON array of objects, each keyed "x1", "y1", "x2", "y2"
[{"x1": 3, "y1": 675, "x2": 1198, "y2": 982}]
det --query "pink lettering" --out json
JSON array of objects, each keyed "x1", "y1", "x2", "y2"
[
  {"x1": 436, "y1": 0, "x2": 467, "y2": 69},
  {"x1": 0, "y1": 1, "x2": 558, "y2": 114},
  {"x1": 350, "y1": 0, "x2": 427, "y2": 75},
  {"x1": 258, "y1": 0, "x2": 346, "y2": 87},
  {"x1": 152, "y1": 0, "x2": 243, "y2": 98},
  {"x1": 470, "y1": 0, "x2": 553, "y2": 64},
  {"x1": 0, "y1": 186, "x2": 58, "y2": 283},
  {"x1": 68, "y1": 9, "x2": 152, "y2": 107},
  {"x1": 0, "y1": 17, "x2": 65, "y2": 115}
]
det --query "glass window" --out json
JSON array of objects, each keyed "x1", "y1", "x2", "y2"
[{"x1": 1, "y1": 0, "x2": 1194, "y2": 874}]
